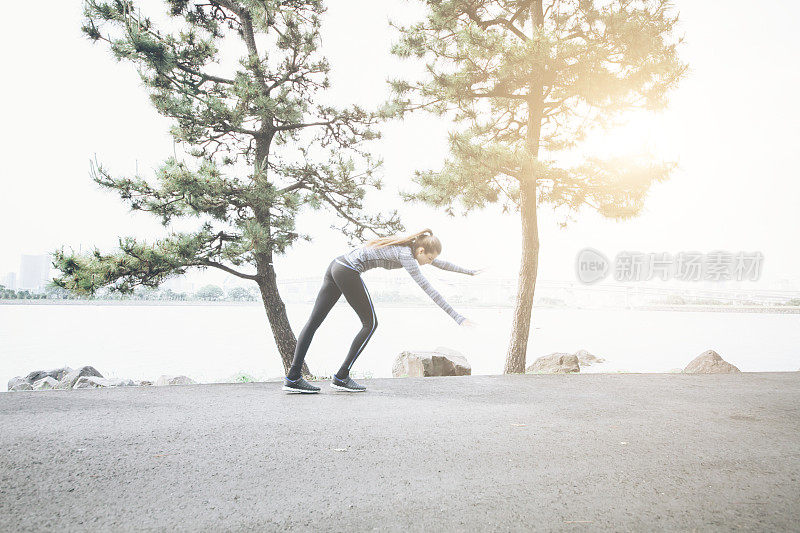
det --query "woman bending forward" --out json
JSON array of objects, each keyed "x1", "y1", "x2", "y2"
[{"x1": 283, "y1": 228, "x2": 481, "y2": 394}]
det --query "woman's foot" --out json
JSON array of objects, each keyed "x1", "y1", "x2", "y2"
[
  {"x1": 330, "y1": 375, "x2": 366, "y2": 392},
  {"x1": 282, "y1": 376, "x2": 320, "y2": 393}
]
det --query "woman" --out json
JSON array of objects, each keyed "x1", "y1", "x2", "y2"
[{"x1": 283, "y1": 228, "x2": 482, "y2": 394}]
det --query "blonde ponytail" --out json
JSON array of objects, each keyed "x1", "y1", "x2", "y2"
[{"x1": 364, "y1": 228, "x2": 442, "y2": 255}]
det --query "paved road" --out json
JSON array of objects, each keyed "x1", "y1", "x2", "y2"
[{"x1": 1, "y1": 373, "x2": 799, "y2": 532}]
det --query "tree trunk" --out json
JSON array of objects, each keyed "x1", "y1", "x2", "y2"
[
  {"x1": 504, "y1": 2, "x2": 544, "y2": 374},
  {"x1": 251, "y1": 131, "x2": 311, "y2": 379},
  {"x1": 256, "y1": 262, "x2": 311, "y2": 378},
  {"x1": 504, "y1": 175, "x2": 540, "y2": 373}
]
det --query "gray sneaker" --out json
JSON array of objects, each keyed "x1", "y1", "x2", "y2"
[
  {"x1": 330, "y1": 375, "x2": 366, "y2": 392},
  {"x1": 282, "y1": 376, "x2": 320, "y2": 393}
]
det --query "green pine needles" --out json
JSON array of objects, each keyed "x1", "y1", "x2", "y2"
[
  {"x1": 55, "y1": 0, "x2": 403, "y2": 297},
  {"x1": 384, "y1": 0, "x2": 688, "y2": 220}
]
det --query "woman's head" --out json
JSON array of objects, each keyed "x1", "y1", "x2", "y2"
[{"x1": 364, "y1": 228, "x2": 441, "y2": 264}]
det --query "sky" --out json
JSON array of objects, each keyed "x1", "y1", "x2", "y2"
[{"x1": 1, "y1": 0, "x2": 798, "y2": 290}]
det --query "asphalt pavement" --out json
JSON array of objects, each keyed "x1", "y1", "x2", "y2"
[{"x1": 1, "y1": 372, "x2": 799, "y2": 532}]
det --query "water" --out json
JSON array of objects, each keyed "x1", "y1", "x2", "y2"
[{"x1": 1, "y1": 302, "x2": 798, "y2": 387}]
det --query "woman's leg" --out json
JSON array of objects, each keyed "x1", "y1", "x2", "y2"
[
  {"x1": 286, "y1": 261, "x2": 342, "y2": 381},
  {"x1": 331, "y1": 263, "x2": 378, "y2": 380}
]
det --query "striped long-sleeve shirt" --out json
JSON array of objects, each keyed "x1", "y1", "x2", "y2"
[{"x1": 339, "y1": 244, "x2": 475, "y2": 325}]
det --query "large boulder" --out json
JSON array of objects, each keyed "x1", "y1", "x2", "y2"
[
  {"x1": 526, "y1": 353, "x2": 580, "y2": 374},
  {"x1": 682, "y1": 350, "x2": 741, "y2": 373},
  {"x1": 56, "y1": 366, "x2": 104, "y2": 390},
  {"x1": 9, "y1": 381, "x2": 33, "y2": 391},
  {"x1": 392, "y1": 348, "x2": 471, "y2": 377},
  {"x1": 155, "y1": 375, "x2": 197, "y2": 386},
  {"x1": 25, "y1": 366, "x2": 73, "y2": 383},
  {"x1": 575, "y1": 349, "x2": 605, "y2": 367}
]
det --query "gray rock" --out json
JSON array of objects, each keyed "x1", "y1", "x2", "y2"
[
  {"x1": 10, "y1": 367, "x2": 74, "y2": 391},
  {"x1": 32, "y1": 377, "x2": 60, "y2": 390},
  {"x1": 25, "y1": 366, "x2": 73, "y2": 383},
  {"x1": 683, "y1": 350, "x2": 741, "y2": 373},
  {"x1": 25, "y1": 370, "x2": 47, "y2": 382},
  {"x1": 392, "y1": 349, "x2": 471, "y2": 377},
  {"x1": 73, "y1": 377, "x2": 97, "y2": 389},
  {"x1": 155, "y1": 375, "x2": 197, "y2": 386},
  {"x1": 74, "y1": 376, "x2": 136, "y2": 389},
  {"x1": 73, "y1": 376, "x2": 105, "y2": 389},
  {"x1": 136, "y1": 380, "x2": 154, "y2": 386},
  {"x1": 574, "y1": 349, "x2": 605, "y2": 366},
  {"x1": 56, "y1": 366, "x2": 104, "y2": 390},
  {"x1": 8, "y1": 376, "x2": 26, "y2": 391},
  {"x1": 9, "y1": 366, "x2": 145, "y2": 391},
  {"x1": 526, "y1": 352, "x2": 580, "y2": 374}
]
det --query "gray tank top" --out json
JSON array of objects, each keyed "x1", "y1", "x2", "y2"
[{"x1": 338, "y1": 244, "x2": 475, "y2": 324}]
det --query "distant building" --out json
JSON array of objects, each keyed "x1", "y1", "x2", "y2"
[
  {"x1": 2, "y1": 272, "x2": 17, "y2": 290},
  {"x1": 19, "y1": 254, "x2": 52, "y2": 292}
]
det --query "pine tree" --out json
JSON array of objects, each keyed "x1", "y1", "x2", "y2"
[
  {"x1": 52, "y1": 0, "x2": 403, "y2": 378},
  {"x1": 386, "y1": 0, "x2": 688, "y2": 372}
]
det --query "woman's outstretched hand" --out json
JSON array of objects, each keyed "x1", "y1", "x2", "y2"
[
  {"x1": 461, "y1": 318, "x2": 478, "y2": 329},
  {"x1": 471, "y1": 267, "x2": 489, "y2": 276}
]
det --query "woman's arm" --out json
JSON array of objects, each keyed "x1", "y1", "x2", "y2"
[
  {"x1": 430, "y1": 257, "x2": 476, "y2": 275},
  {"x1": 399, "y1": 252, "x2": 466, "y2": 325}
]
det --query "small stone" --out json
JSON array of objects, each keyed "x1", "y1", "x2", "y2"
[
  {"x1": 682, "y1": 350, "x2": 741, "y2": 373},
  {"x1": 392, "y1": 349, "x2": 471, "y2": 377},
  {"x1": 526, "y1": 353, "x2": 580, "y2": 374}
]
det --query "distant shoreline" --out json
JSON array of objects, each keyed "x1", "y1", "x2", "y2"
[{"x1": 2, "y1": 299, "x2": 799, "y2": 314}]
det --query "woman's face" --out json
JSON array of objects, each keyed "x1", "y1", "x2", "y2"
[{"x1": 414, "y1": 246, "x2": 439, "y2": 265}]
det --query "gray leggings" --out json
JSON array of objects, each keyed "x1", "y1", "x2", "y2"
[{"x1": 287, "y1": 256, "x2": 377, "y2": 380}]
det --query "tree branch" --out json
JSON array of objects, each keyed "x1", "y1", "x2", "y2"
[
  {"x1": 199, "y1": 259, "x2": 259, "y2": 280},
  {"x1": 462, "y1": 4, "x2": 529, "y2": 41},
  {"x1": 274, "y1": 119, "x2": 335, "y2": 131}
]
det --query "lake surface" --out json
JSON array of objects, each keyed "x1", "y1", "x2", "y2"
[{"x1": 1, "y1": 302, "x2": 798, "y2": 387}]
